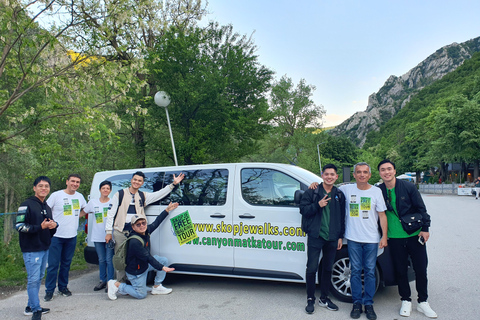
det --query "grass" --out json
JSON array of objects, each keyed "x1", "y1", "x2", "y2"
[{"x1": 0, "y1": 215, "x2": 88, "y2": 287}]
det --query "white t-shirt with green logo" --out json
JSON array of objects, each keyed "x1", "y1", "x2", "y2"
[
  {"x1": 47, "y1": 190, "x2": 86, "y2": 238},
  {"x1": 83, "y1": 198, "x2": 111, "y2": 242},
  {"x1": 340, "y1": 184, "x2": 387, "y2": 243}
]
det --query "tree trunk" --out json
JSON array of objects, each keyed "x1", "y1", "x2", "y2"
[{"x1": 3, "y1": 183, "x2": 13, "y2": 244}]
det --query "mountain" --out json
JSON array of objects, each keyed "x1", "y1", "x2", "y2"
[{"x1": 330, "y1": 36, "x2": 480, "y2": 147}]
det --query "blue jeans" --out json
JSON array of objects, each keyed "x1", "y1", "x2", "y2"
[
  {"x1": 348, "y1": 240, "x2": 378, "y2": 305},
  {"x1": 118, "y1": 255, "x2": 169, "y2": 299},
  {"x1": 94, "y1": 242, "x2": 114, "y2": 282},
  {"x1": 45, "y1": 236, "x2": 77, "y2": 293},
  {"x1": 23, "y1": 251, "x2": 49, "y2": 312}
]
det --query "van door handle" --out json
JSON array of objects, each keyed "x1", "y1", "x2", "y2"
[
  {"x1": 210, "y1": 214, "x2": 225, "y2": 218},
  {"x1": 239, "y1": 214, "x2": 255, "y2": 219}
]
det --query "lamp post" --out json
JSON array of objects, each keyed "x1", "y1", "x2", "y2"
[
  {"x1": 154, "y1": 91, "x2": 178, "y2": 166},
  {"x1": 317, "y1": 142, "x2": 325, "y2": 175}
]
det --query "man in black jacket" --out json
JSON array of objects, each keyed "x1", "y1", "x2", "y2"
[
  {"x1": 300, "y1": 164, "x2": 345, "y2": 314},
  {"x1": 377, "y1": 160, "x2": 437, "y2": 318},
  {"x1": 16, "y1": 176, "x2": 58, "y2": 320},
  {"x1": 107, "y1": 202, "x2": 178, "y2": 300}
]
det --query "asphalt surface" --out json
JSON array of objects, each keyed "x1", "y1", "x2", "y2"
[{"x1": 1, "y1": 194, "x2": 479, "y2": 320}]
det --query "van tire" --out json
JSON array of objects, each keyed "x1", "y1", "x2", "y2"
[{"x1": 326, "y1": 247, "x2": 380, "y2": 303}]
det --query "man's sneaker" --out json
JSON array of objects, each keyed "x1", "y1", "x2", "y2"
[
  {"x1": 365, "y1": 305, "x2": 377, "y2": 320},
  {"x1": 24, "y1": 307, "x2": 50, "y2": 316},
  {"x1": 32, "y1": 310, "x2": 42, "y2": 320},
  {"x1": 151, "y1": 284, "x2": 172, "y2": 295},
  {"x1": 58, "y1": 288, "x2": 72, "y2": 297},
  {"x1": 350, "y1": 302, "x2": 362, "y2": 319},
  {"x1": 107, "y1": 280, "x2": 119, "y2": 300},
  {"x1": 319, "y1": 297, "x2": 339, "y2": 311},
  {"x1": 400, "y1": 300, "x2": 412, "y2": 317},
  {"x1": 305, "y1": 298, "x2": 315, "y2": 314},
  {"x1": 417, "y1": 301, "x2": 438, "y2": 318},
  {"x1": 94, "y1": 281, "x2": 107, "y2": 291},
  {"x1": 43, "y1": 292, "x2": 54, "y2": 302}
]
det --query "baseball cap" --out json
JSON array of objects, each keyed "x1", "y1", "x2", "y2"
[{"x1": 131, "y1": 214, "x2": 146, "y2": 225}]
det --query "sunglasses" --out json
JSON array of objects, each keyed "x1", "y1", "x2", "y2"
[{"x1": 134, "y1": 221, "x2": 147, "y2": 227}]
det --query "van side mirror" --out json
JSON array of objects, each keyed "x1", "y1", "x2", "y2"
[{"x1": 294, "y1": 190, "x2": 304, "y2": 205}]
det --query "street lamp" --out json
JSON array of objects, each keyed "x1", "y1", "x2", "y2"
[
  {"x1": 317, "y1": 142, "x2": 325, "y2": 175},
  {"x1": 154, "y1": 91, "x2": 178, "y2": 166}
]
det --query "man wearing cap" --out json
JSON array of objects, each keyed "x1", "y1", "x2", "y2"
[
  {"x1": 107, "y1": 202, "x2": 179, "y2": 300},
  {"x1": 105, "y1": 171, "x2": 184, "y2": 281}
]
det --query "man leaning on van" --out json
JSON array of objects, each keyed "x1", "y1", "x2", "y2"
[{"x1": 105, "y1": 171, "x2": 185, "y2": 281}]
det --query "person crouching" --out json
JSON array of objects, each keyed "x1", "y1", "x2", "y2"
[{"x1": 107, "y1": 203, "x2": 178, "y2": 300}]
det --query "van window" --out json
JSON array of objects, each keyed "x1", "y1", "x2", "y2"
[
  {"x1": 241, "y1": 168, "x2": 303, "y2": 206},
  {"x1": 158, "y1": 169, "x2": 229, "y2": 206},
  {"x1": 107, "y1": 172, "x2": 164, "y2": 195}
]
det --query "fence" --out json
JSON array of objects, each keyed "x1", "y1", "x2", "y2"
[{"x1": 419, "y1": 183, "x2": 463, "y2": 195}]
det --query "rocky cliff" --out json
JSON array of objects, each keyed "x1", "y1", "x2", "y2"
[{"x1": 331, "y1": 36, "x2": 480, "y2": 147}]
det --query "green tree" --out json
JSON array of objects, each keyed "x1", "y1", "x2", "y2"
[{"x1": 146, "y1": 23, "x2": 274, "y2": 165}]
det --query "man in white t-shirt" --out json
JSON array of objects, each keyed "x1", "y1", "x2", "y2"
[
  {"x1": 44, "y1": 174, "x2": 86, "y2": 302},
  {"x1": 339, "y1": 162, "x2": 387, "y2": 320}
]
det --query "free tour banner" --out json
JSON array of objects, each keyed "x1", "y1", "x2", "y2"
[{"x1": 170, "y1": 210, "x2": 198, "y2": 245}]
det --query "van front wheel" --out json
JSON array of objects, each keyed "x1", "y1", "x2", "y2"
[{"x1": 325, "y1": 247, "x2": 380, "y2": 303}]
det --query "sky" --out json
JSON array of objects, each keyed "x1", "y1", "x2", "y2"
[{"x1": 202, "y1": 0, "x2": 480, "y2": 127}]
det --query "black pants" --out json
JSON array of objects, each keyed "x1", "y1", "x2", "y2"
[
  {"x1": 305, "y1": 235, "x2": 337, "y2": 300},
  {"x1": 388, "y1": 236, "x2": 429, "y2": 302}
]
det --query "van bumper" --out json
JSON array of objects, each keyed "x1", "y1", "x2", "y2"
[{"x1": 84, "y1": 246, "x2": 99, "y2": 265}]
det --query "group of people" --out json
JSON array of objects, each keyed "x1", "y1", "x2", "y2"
[
  {"x1": 17, "y1": 161, "x2": 437, "y2": 319},
  {"x1": 16, "y1": 171, "x2": 185, "y2": 319},
  {"x1": 300, "y1": 161, "x2": 437, "y2": 319}
]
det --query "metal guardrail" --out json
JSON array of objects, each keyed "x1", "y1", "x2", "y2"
[{"x1": 419, "y1": 183, "x2": 461, "y2": 195}]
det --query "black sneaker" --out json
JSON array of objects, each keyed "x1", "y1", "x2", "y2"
[
  {"x1": 59, "y1": 288, "x2": 72, "y2": 297},
  {"x1": 319, "y1": 297, "x2": 339, "y2": 311},
  {"x1": 350, "y1": 302, "x2": 362, "y2": 319},
  {"x1": 365, "y1": 305, "x2": 377, "y2": 320},
  {"x1": 24, "y1": 307, "x2": 50, "y2": 316},
  {"x1": 44, "y1": 292, "x2": 54, "y2": 302},
  {"x1": 32, "y1": 310, "x2": 42, "y2": 320},
  {"x1": 305, "y1": 298, "x2": 315, "y2": 314},
  {"x1": 94, "y1": 281, "x2": 107, "y2": 291}
]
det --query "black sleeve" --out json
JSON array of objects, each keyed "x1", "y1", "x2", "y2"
[
  {"x1": 15, "y1": 202, "x2": 42, "y2": 234},
  {"x1": 129, "y1": 238, "x2": 165, "y2": 271},
  {"x1": 147, "y1": 210, "x2": 169, "y2": 234},
  {"x1": 299, "y1": 188, "x2": 321, "y2": 217}
]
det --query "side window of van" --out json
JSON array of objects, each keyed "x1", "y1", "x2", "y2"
[
  {"x1": 241, "y1": 168, "x2": 303, "y2": 206},
  {"x1": 108, "y1": 172, "x2": 164, "y2": 195},
  {"x1": 157, "y1": 169, "x2": 229, "y2": 206}
]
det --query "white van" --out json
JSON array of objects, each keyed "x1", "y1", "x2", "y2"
[{"x1": 84, "y1": 163, "x2": 407, "y2": 302}]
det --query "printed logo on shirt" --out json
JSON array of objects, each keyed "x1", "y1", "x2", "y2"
[
  {"x1": 362, "y1": 211, "x2": 369, "y2": 219},
  {"x1": 63, "y1": 204, "x2": 72, "y2": 215},
  {"x1": 95, "y1": 212, "x2": 103, "y2": 223},
  {"x1": 360, "y1": 197, "x2": 371, "y2": 211},
  {"x1": 350, "y1": 195, "x2": 357, "y2": 203},
  {"x1": 103, "y1": 207, "x2": 108, "y2": 218},
  {"x1": 350, "y1": 203, "x2": 359, "y2": 217}
]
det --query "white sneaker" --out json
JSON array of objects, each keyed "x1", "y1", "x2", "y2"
[
  {"x1": 400, "y1": 300, "x2": 412, "y2": 317},
  {"x1": 151, "y1": 284, "x2": 172, "y2": 295},
  {"x1": 417, "y1": 301, "x2": 437, "y2": 318},
  {"x1": 107, "y1": 280, "x2": 118, "y2": 300}
]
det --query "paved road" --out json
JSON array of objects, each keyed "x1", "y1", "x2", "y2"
[{"x1": 1, "y1": 194, "x2": 479, "y2": 320}]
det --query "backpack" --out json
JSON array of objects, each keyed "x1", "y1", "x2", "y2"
[{"x1": 112, "y1": 235, "x2": 145, "y2": 271}]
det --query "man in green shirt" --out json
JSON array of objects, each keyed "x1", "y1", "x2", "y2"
[
  {"x1": 377, "y1": 160, "x2": 437, "y2": 319},
  {"x1": 299, "y1": 164, "x2": 346, "y2": 314}
]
